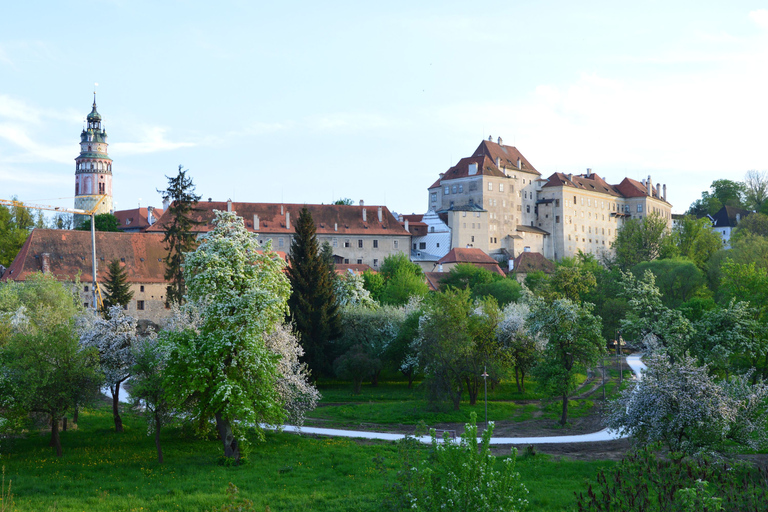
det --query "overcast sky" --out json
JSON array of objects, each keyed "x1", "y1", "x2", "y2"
[{"x1": 2, "y1": 1, "x2": 767, "y2": 216}]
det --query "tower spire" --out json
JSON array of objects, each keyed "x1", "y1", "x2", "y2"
[{"x1": 74, "y1": 94, "x2": 113, "y2": 226}]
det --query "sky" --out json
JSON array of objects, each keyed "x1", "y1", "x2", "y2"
[{"x1": 1, "y1": 1, "x2": 767, "y2": 217}]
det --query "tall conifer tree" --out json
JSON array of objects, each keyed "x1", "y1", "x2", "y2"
[
  {"x1": 102, "y1": 258, "x2": 134, "y2": 311},
  {"x1": 287, "y1": 207, "x2": 341, "y2": 378},
  {"x1": 158, "y1": 165, "x2": 202, "y2": 306}
]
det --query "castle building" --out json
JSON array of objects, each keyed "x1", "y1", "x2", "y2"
[
  {"x1": 74, "y1": 94, "x2": 113, "y2": 226},
  {"x1": 426, "y1": 138, "x2": 673, "y2": 262}
]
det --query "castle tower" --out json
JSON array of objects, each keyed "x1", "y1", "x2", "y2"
[{"x1": 74, "y1": 93, "x2": 113, "y2": 226}]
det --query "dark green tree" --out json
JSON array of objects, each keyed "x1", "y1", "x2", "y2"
[
  {"x1": 612, "y1": 214, "x2": 671, "y2": 268},
  {"x1": 688, "y1": 179, "x2": 746, "y2": 217},
  {"x1": 287, "y1": 207, "x2": 341, "y2": 378},
  {"x1": 332, "y1": 198, "x2": 354, "y2": 205},
  {"x1": 157, "y1": 165, "x2": 202, "y2": 306},
  {"x1": 102, "y1": 259, "x2": 134, "y2": 311},
  {"x1": 0, "y1": 198, "x2": 37, "y2": 267},
  {"x1": 76, "y1": 213, "x2": 120, "y2": 232}
]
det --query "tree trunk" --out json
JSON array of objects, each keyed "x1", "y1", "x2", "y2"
[
  {"x1": 560, "y1": 393, "x2": 569, "y2": 426},
  {"x1": 520, "y1": 369, "x2": 526, "y2": 394},
  {"x1": 466, "y1": 377, "x2": 479, "y2": 405},
  {"x1": 215, "y1": 413, "x2": 240, "y2": 463},
  {"x1": 514, "y1": 366, "x2": 521, "y2": 393},
  {"x1": 407, "y1": 370, "x2": 414, "y2": 389},
  {"x1": 154, "y1": 410, "x2": 164, "y2": 464},
  {"x1": 62, "y1": 416, "x2": 67, "y2": 432},
  {"x1": 371, "y1": 369, "x2": 381, "y2": 387},
  {"x1": 353, "y1": 377, "x2": 363, "y2": 395},
  {"x1": 112, "y1": 382, "x2": 124, "y2": 432},
  {"x1": 73, "y1": 406, "x2": 79, "y2": 425},
  {"x1": 451, "y1": 384, "x2": 462, "y2": 411},
  {"x1": 50, "y1": 413, "x2": 63, "y2": 457}
]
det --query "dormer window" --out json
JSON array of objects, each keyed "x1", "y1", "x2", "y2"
[{"x1": 468, "y1": 163, "x2": 478, "y2": 175}]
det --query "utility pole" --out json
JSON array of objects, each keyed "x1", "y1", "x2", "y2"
[{"x1": 481, "y1": 367, "x2": 489, "y2": 431}]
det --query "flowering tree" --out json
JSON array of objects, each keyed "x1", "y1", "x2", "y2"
[
  {"x1": 529, "y1": 298, "x2": 604, "y2": 425},
  {"x1": 80, "y1": 305, "x2": 138, "y2": 432},
  {"x1": 130, "y1": 333, "x2": 171, "y2": 463},
  {"x1": 162, "y1": 210, "x2": 292, "y2": 463},
  {"x1": 607, "y1": 352, "x2": 768, "y2": 454},
  {"x1": 496, "y1": 302, "x2": 542, "y2": 393},
  {"x1": 334, "y1": 270, "x2": 376, "y2": 308}
]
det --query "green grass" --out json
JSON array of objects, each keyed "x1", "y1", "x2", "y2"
[{"x1": 0, "y1": 405, "x2": 612, "y2": 511}]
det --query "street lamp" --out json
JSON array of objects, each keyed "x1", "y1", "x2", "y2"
[{"x1": 481, "y1": 367, "x2": 489, "y2": 431}]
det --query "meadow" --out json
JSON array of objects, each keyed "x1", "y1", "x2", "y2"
[{"x1": 1, "y1": 405, "x2": 614, "y2": 511}]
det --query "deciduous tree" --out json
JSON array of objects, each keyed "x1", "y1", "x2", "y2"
[
  {"x1": 162, "y1": 211, "x2": 295, "y2": 463},
  {"x1": 529, "y1": 298, "x2": 604, "y2": 425},
  {"x1": 612, "y1": 214, "x2": 671, "y2": 268},
  {"x1": 75, "y1": 213, "x2": 120, "y2": 232}
]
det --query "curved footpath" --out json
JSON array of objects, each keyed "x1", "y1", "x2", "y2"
[{"x1": 275, "y1": 353, "x2": 647, "y2": 445}]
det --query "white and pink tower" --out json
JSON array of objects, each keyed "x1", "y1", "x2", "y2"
[{"x1": 74, "y1": 94, "x2": 113, "y2": 225}]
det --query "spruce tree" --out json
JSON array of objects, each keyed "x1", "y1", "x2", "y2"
[
  {"x1": 287, "y1": 207, "x2": 341, "y2": 378},
  {"x1": 157, "y1": 165, "x2": 202, "y2": 306},
  {"x1": 102, "y1": 259, "x2": 134, "y2": 311}
]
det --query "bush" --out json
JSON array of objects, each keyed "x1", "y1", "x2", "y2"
[
  {"x1": 575, "y1": 443, "x2": 768, "y2": 511},
  {"x1": 382, "y1": 412, "x2": 528, "y2": 511}
]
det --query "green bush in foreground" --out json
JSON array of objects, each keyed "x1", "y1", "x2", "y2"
[
  {"x1": 382, "y1": 413, "x2": 528, "y2": 511},
  {"x1": 576, "y1": 443, "x2": 768, "y2": 511}
]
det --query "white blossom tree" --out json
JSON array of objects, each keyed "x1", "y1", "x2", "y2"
[
  {"x1": 130, "y1": 333, "x2": 170, "y2": 463},
  {"x1": 334, "y1": 270, "x2": 376, "y2": 308},
  {"x1": 80, "y1": 305, "x2": 138, "y2": 432},
  {"x1": 496, "y1": 302, "x2": 542, "y2": 393},
  {"x1": 607, "y1": 352, "x2": 768, "y2": 454},
  {"x1": 162, "y1": 210, "x2": 308, "y2": 463}
]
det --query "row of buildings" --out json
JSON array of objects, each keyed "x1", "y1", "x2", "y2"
[{"x1": 1, "y1": 98, "x2": 675, "y2": 324}]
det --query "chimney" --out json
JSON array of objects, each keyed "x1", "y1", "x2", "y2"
[
  {"x1": 404, "y1": 219, "x2": 409, "y2": 232},
  {"x1": 488, "y1": 135, "x2": 492, "y2": 141},
  {"x1": 41, "y1": 253, "x2": 50, "y2": 274},
  {"x1": 509, "y1": 259, "x2": 514, "y2": 272},
  {"x1": 334, "y1": 222, "x2": 338, "y2": 231},
  {"x1": 656, "y1": 183, "x2": 661, "y2": 198},
  {"x1": 162, "y1": 197, "x2": 170, "y2": 210},
  {"x1": 286, "y1": 211, "x2": 290, "y2": 230},
  {"x1": 377, "y1": 206, "x2": 383, "y2": 222},
  {"x1": 359, "y1": 199, "x2": 364, "y2": 206},
  {"x1": 147, "y1": 206, "x2": 154, "y2": 225},
  {"x1": 439, "y1": 263, "x2": 444, "y2": 272},
  {"x1": 280, "y1": 205, "x2": 284, "y2": 215},
  {"x1": 586, "y1": 168, "x2": 592, "y2": 177},
  {"x1": 496, "y1": 157, "x2": 501, "y2": 167},
  {"x1": 498, "y1": 136, "x2": 503, "y2": 145},
  {"x1": 517, "y1": 157, "x2": 522, "y2": 170},
  {"x1": 567, "y1": 173, "x2": 573, "y2": 181},
  {"x1": 362, "y1": 208, "x2": 367, "y2": 222},
  {"x1": 646, "y1": 175, "x2": 652, "y2": 196},
  {"x1": 253, "y1": 214, "x2": 259, "y2": 231},
  {"x1": 439, "y1": 172, "x2": 445, "y2": 178},
  {"x1": 208, "y1": 197, "x2": 212, "y2": 202},
  {"x1": 663, "y1": 184, "x2": 667, "y2": 201},
  {"x1": 227, "y1": 199, "x2": 232, "y2": 212}
]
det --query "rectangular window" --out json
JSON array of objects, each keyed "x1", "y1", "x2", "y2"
[
  {"x1": 471, "y1": 236, "x2": 475, "y2": 242},
  {"x1": 556, "y1": 216, "x2": 560, "y2": 223},
  {"x1": 344, "y1": 239, "x2": 350, "y2": 248},
  {"x1": 84, "y1": 285, "x2": 89, "y2": 292},
  {"x1": 431, "y1": 193, "x2": 437, "y2": 202},
  {"x1": 137, "y1": 300, "x2": 145, "y2": 311},
  {"x1": 574, "y1": 195, "x2": 577, "y2": 203},
  {"x1": 358, "y1": 239, "x2": 363, "y2": 248},
  {"x1": 373, "y1": 259, "x2": 378, "y2": 267},
  {"x1": 332, "y1": 238, "x2": 338, "y2": 247},
  {"x1": 458, "y1": 184, "x2": 464, "y2": 192},
  {"x1": 344, "y1": 258, "x2": 349, "y2": 264},
  {"x1": 278, "y1": 238, "x2": 284, "y2": 248},
  {"x1": 357, "y1": 259, "x2": 363, "y2": 265},
  {"x1": 394, "y1": 240, "x2": 399, "y2": 249},
  {"x1": 637, "y1": 204, "x2": 643, "y2": 212},
  {"x1": 445, "y1": 186, "x2": 450, "y2": 194},
  {"x1": 373, "y1": 239, "x2": 378, "y2": 248},
  {"x1": 419, "y1": 242, "x2": 426, "y2": 250},
  {"x1": 499, "y1": 183, "x2": 504, "y2": 192},
  {"x1": 140, "y1": 285, "x2": 145, "y2": 292},
  {"x1": 488, "y1": 182, "x2": 493, "y2": 191},
  {"x1": 555, "y1": 199, "x2": 560, "y2": 207}
]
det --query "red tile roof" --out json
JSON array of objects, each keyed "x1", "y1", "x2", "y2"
[
  {"x1": 428, "y1": 156, "x2": 507, "y2": 189},
  {"x1": 511, "y1": 252, "x2": 555, "y2": 274},
  {"x1": 147, "y1": 202, "x2": 410, "y2": 237},
  {"x1": 114, "y1": 207, "x2": 165, "y2": 232},
  {"x1": 437, "y1": 248, "x2": 505, "y2": 275},
  {"x1": 472, "y1": 139, "x2": 540, "y2": 175},
  {"x1": 425, "y1": 271, "x2": 447, "y2": 291},
  {"x1": 1, "y1": 229, "x2": 168, "y2": 283},
  {"x1": 542, "y1": 172, "x2": 668, "y2": 203},
  {"x1": 334, "y1": 263, "x2": 373, "y2": 275}
]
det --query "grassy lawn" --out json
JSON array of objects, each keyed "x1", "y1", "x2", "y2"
[{"x1": 0, "y1": 405, "x2": 611, "y2": 512}]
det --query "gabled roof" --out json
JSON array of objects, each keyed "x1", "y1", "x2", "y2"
[
  {"x1": 425, "y1": 271, "x2": 447, "y2": 291},
  {"x1": 428, "y1": 156, "x2": 507, "y2": 189},
  {"x1": 1, "y1": 229, "x2": 168, "y2": 283},
  {"x1": 114, "y1": 207, "x2": 165, "y2": 232},
  {"x1": 436, "y1": 248, "x2": 505, "y2": 276},
  {"x1": 511, "y1": 252, "x2": 555, "y2": 274},
  {"x1": 472, "y1": 139, "x2": 540, "y2": 175},
  {"x1": 710, "y1": 205, "x2": 751, "y2": 228},
  {"x1": 516, "y1": 225, "x2": 550, "y2": 235},
  {"x1": 543, "y1": 172, "x2": 669, "y2": 204},
  {"x1": 147, "y1": 202, "x2": 410, "y2": 237}
]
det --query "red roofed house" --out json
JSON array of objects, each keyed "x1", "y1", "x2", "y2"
[
  {"x1": 1, "y1": 229, "x2": 171, "y2": 326},
  {"x1": 435, "y1": 248, "x2": 505, "y2": 276},
  {"x1": 114, "y1": 206, "x2": 164, "y2": 233},
  {"x1": 147, "y1": 200, "x2": 411, "y2": 272}
]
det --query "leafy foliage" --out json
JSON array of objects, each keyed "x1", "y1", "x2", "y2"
[
  {"x1": 0, "y1": 198, "x2": 37, "y2": 268},
  {"x1": 632, "y1": 258, "x2": 709, "y2": 309},
  {"x1": 79, "y1": 306, "x2": 138, "y2": 431},
  {"x1": 529, "y1": 298, "x2": 604, "y2": 425},
  {"x1": 162, "y1": 211, "x2": 295, "y2": 462},
  {"x1": 612, "y1": 214, "x2": 671, "y2": 268},
  {"x1": 368, "y1": 253, "x2": 428, "y2": 306},
  {"x1": 382, "y1": 413, "x2": 528, "y2": 512},
  {"x1": 497, "y1": 302, "x2": 541, "y2": 393},
  {"x1": 75, "y1": 212, "x2": 120, "y2": 232},
  {"x1": 101, "y1": 259, "x2": 134, "y2": 311},
  {"x1": 287, "y1": 207, "x2": 341, "y2": 378},
  {"x1": 688, "y1": 179, "x2": 746, "y2": 217},
  {"x1": 334, "y1": 344, "x2": 382, "y2": 395},
  {"x1": 439, "y1": 263, "x2": 522, "y2": 306},
  {"x1": 668, "y1": 215, "x2": 723, "y2": 269},
  {"x1": 576, "y1": 443, "x2": 768, "y2": 511},
  {"x1": 607, "y1": 352, "x2": 768, "y2": 454},
  {"x1": 158, "y1": 165, "x2": 202, "y2": 306}
]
